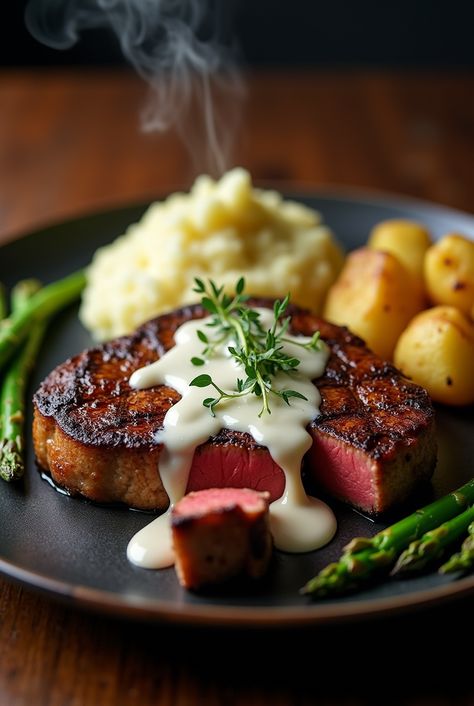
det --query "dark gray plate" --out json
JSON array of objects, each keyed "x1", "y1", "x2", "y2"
[{"x1": 1, "y1": 188, "x2": 473, "y2": 626}]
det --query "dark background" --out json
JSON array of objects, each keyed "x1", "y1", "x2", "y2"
[{"x1": 2, "y1": 0, "x2": 474, "y2": 69}]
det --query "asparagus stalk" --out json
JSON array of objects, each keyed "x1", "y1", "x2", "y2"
[
  {"x1": 0, "y1": 269, "x2": 86, "y2": 372},
  {"x1": 0, "y1": 283, "x2": 6, "y2": 438},
  {"x1": 439, "y1": 521, "x2": 474, "y2": 575},
  {"x1": 0, "y1": 279, "x2": 44, "y2": 481},
  {"x1": 10, "y1": 279, "x2": 42, "y2": 312},
  {"x1": 301, "y1": 478, "x2": 474, "y2": 598},
  {"x1": 391, "y1": 504, "x2": 474, "y2": 576},
  {"x1": 0, "y1": 283, "x2": 6, "y2": 321}
]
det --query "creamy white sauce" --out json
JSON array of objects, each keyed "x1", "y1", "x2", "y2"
[{"x1": 126, "y1": 309, "x2": 337, "y2": 568}]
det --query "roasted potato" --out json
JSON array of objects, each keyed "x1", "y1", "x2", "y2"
[
  {"x1": 424, "y1": 233, "x2": 474, "y2": 316},
  {"x1": 368, "y1": 218, "x2": 432, "y2": 281},
  {"x1": 394, "y1": 305, "x2": 474, "y2": 406},
  {"x1": 323, "y1": 247, "x2": 425, "y2": 360}
]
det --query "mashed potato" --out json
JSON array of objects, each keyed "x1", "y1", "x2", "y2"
[{"x1": 80, "y1": 168, "x2": 344, "y2": 340}]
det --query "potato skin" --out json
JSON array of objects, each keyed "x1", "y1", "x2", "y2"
[
  {"x1": 424, "y1": 233, "x2": 474, "y2": 316},
  {"x1": 368, "y1": 218, "x2": 432, "y2": 280},
  {"x1": 394, "y1": 306, "x2": 474, "y2": 406},
  {"x1": 323, "y1": 247, "x2": 425, "y2": 360}
]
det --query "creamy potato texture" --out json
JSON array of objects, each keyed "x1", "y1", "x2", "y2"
[{"x1": 80, "y1": 168, "x2": 344, "y2": 340}]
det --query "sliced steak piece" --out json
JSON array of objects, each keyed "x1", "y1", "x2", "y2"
[
  {"x1": 307, "y1": 327, "x2": 437, "y2": 513},
  {"x1": 33, "y1": 300, "x2": 437, "y2": 514},
  {"x1": 171, "y1": 487, "x2": 272, "y2": 589}
]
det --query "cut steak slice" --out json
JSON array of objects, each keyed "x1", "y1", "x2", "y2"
[
  {"x1": 33, "y1": 300, "x2": 437, "y2": 514},
  {"x1": 171, "y1": 487, "x2": 272, "y2": 589}
]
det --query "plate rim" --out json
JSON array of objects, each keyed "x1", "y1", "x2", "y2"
[
  {"x1": 1, "y1": 181, "x2": 473, "y2": 249},
  {"x1": 1, "y1": 553, "x2": 473, "y2": 627}
]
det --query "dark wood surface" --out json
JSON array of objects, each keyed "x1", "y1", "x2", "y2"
[{"x1": 0, "y1": 69, "x2": 473, "y2": 706}]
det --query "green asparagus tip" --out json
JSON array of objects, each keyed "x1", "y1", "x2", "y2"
[
  {"x1": 11, "y1": 279, "x2": 42, "y2": 310},
  {"x1": 390, "y1": 538, "x2": 442, "y2": 576},
  {"x1": 343, "y1": 536, "x2": 375, "y2": 554},
  {"x1": 300, "y1": 563, "x2": 348, "y2": 597},
  {"x1": 439, "y1": 558, "x2": 474, "y2": 575},
  {"x1": 300, "y1": 552, "x2": 380, "y2": 598},
  {"x1": 391, "y1": 506, "x2": 474, "y2": 577},
  {"x1": 439, "y1": 522, "x2": 474, "y2": 575},
  {"x1": 0, "y1": 438, "x2": 24, "y2": 482}
]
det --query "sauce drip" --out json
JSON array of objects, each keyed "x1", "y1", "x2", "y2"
[{"x1": 127, "y1": 309, "x2": 337, "y2": 568}]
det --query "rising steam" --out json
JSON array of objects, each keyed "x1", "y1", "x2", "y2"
[{"x1": 25, "y1": 0, "x2": 244, "y2": 175}]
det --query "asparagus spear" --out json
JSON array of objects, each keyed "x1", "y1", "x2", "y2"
[
  {"x1": 0, "y1": 283, "x2": 6, "y2": 320},
  {"x1": 0, "y1": 283, "x2": 6, "y2": 438},
  {"x1": 10, "y1": 279, "x2": 42, "y2": 312},
  {"x1": 439, "y1": 521, "x2": 474, "y2": 575},
  {"x1": 0, "y1": 269, "x2": 86, "y2": 371},
  {"x1": 391, "y1": 504, "x2": 474, "y2": 575},
  {"x1": 0, "y1": 279, "x2": 44, "y2": 481},
  {"x1": 301, "y1": 478, "x2": 474, "y2": 598}
]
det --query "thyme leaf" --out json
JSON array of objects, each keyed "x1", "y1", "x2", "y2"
[{"x1": 189, "y1": 278, "x2": 322, "y2": 416}]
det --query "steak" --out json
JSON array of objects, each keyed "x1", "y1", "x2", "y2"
[
  {"x1": 171, "y1": 487, "x2": 272, "y2": 589},
  {"x1": 33, "y1": 301, "x2": 437, "y2": 514}
]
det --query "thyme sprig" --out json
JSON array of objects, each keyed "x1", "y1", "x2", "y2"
[{"x1": 189, "y1": 278, "x2": 322, "y2": 416}]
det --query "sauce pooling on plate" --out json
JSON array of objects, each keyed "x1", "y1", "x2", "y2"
[{"x1": 127, "y1": 308, "x2": 337, "y2": 569}]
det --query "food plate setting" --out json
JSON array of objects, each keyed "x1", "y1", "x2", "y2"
[{"x1": 0, "y1": 186, "x2": 473, "y2": 626}]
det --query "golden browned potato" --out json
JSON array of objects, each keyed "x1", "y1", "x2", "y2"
[
  {"x1": 323, "y1": 247, "x2": 425, "y2": 360},
  {"x1": 394, "y1": 306, "x2": 474, "y2": 406},
  {"x1": 368, "y1": 219, "x2": 432, "y2": 280},
  {"x1": 424, "y1": 233, "x2": 474, "y2": 316}
]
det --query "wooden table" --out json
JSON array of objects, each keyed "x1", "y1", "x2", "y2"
[{"x1": 0, "y1": 69, "x2": 473, "y2": 706}]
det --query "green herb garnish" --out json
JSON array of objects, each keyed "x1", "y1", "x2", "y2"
[{"x1": 189, "y1": 278, "x2": 322, "y2": 417}]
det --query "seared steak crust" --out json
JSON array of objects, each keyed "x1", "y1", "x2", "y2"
[{"x1": 33, "y1": 300, "x2": 436, "y2": 513}]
